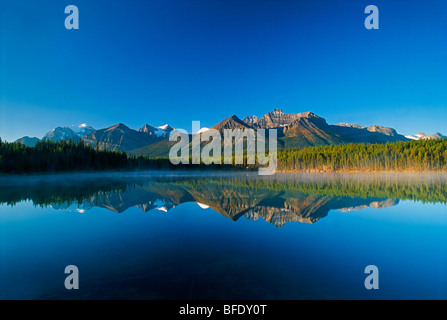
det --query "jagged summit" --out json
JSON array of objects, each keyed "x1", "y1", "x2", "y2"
[
  {"x1": 157, "y1": 124, "x2": 173, "y2": 131},
  {"x1": 138, "y1": 124, "x2": 157, "y2": 133},
  {"x1": 138, "y1": 123, "x2": 173, "y2": 137},
  {"x1": 109, "y1": 123, "x2": 129, "y2": 130},
  {"x1": 336, "y1": 123, "x2": 399, "y2": 137},
  {"x1": 43, "y1": 126, "x2": 80, "y2": 142},
  {"x1": 14, "y1": 108, "x2": 443, "y2": 156},
  {"x1": 14, "y1": 136, "x2": 40, "y2": 147},
  {"x1": 243, "y1": 109, "x2": 321, "y2": 129},
  {"x1": 212, "y1": 115, "x2": 251, "y2": 132},
  {"x1": 405, "y1": 132, "x2": 446, "y2": 140},
  {"x1": 84, "y1": 123, "x2": 162, "y2": 152}
]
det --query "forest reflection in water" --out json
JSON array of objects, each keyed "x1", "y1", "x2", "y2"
[{"x1": 1, "y1": 172, "x2": 445, "y2": 227}]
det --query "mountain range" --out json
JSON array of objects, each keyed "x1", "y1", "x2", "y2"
[
  {"x1": 404, "y1": 132, "x2": 446, "y2": 140},
  {"x1": 13, "y1": 109, "x2": 445, "y2": 155},
  {"x1": 15, "y1": 123, "x2": 95, "y2": 147}
]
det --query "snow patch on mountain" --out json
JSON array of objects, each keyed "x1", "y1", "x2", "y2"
[
  {"x1": 197, "y1": 202, "x2": 210, "y2": 209},
  {"x1": 154, "y1": 124, "x2": 174, "y2": 137},
  {"x1": 43, "y1": 124, "x2": 95, "y2": 142},
  {"x1": 74, "y1": 124, "x2": 95, "y2": 137},
  {"x1": 197, "y1": 127, "x2": 210, "y2": 133},
  {"x1": 43, "y1": 127, "x2": 79, "y2": 142},
  {"x1": 404, "y1": 132, "x2": 445, "y2": 140},
  {"x1": 157, "y1": 124, "x2": 171, "y2": 130},
  {"x1": 405, "y1": 133, "x2": 426, "y2": 140}
]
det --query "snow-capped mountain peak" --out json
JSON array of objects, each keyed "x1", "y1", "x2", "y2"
[
  {"x1": 197, "y1": 127, "x2": 210, "y2": 134},
  {"x1": 154, "y1": 124, "x2": 173, "y2": 137},
  {"x1": 42, "y1": 124, "x2": 95, "y2": 142},
  {"x1": 404, "y1": 132, "x2": 445, "y2": 140},
  {"x1": 157, "y1": 124, "x2": 171, "y2": 130},
  {"x1": 137, "y1": 123, "x2": 174, "y2": 138},
  {"x1": 43, "y1": 126, "x2": 79, "y2": 142},
  {"x1": 405, "y1": 133, "x2": 426, "y2": 140},
  {"x1": 74, "y1": 124, "x2": 95, "y2": 137}
]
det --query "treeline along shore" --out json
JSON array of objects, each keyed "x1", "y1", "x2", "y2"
[
  {"x1": 277, "y1": 138, "x2": 447, "y2": 172},
  {"x1": 0, "y1": 137, "x2": 446, "y2": 174}
]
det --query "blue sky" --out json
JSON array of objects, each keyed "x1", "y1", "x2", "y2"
[{"x1": 0, "y1": 0, "x2": 446, "y2": 141}]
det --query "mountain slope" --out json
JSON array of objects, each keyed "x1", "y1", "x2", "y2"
[
  {"x1": 245, "y1": 108, "x2": 315, "y2": 129},
  {"x1": 128, "y1": 138, "x2": 181, "y2": 158},
  {"x1": 14, "y1": 136, "x2": 40, "y2": 147},
  {"x1": 244, "y1": 109, "x2": 409, "y2": 148},
  {"x1": 278, "y1": 112, "x2": 346, "y2": 148},
  {"x1": 405, "y1": 132, "x2": 446, "y2": 140},
  {"x1": 138, "y1": 124, "x2": 173, "y2": 138},
  {"x1": 213, "y1": 115, "x2": 253, "y2": 132},
  {"x1": 330, "y1": 123, "x2": 408, "y2": 144},
  {"x1": 128, "y1": 115, "x2": 254, "y2": 158},
  {"x1": 127, "y1": 109, "x2": 410, "y2": 157},
  {"x1": 84, "y1": 123, "x2": 162, "y2": 152},
  {"x1": 15, "y1": 124, "x2": 94, "y2": 146},
  {"x1": 75, "y1": 124, "x2": 95, "y2": 138},
  {"x1": 43, "y1": 127, "x2": 80, "y2": 142}
]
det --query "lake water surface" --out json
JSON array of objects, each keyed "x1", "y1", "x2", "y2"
[{"x1": 0, "y1": 172, "x2": 446, "y2": 299}]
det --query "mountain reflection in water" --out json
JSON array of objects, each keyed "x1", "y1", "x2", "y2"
[{"x1": 1, "y1": 172, "x2": 445, "y2": 227}]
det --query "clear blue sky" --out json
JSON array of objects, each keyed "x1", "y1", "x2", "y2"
[{"x1": 0, "y1": 0, "x2": 446, "y2": 141}]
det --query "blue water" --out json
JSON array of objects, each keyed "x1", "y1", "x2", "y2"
[{"x1": 0, "y1": 172, "x2": 446, "y2": 299}]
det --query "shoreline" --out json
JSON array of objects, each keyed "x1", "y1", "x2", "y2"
[
  {"x1": 1, "y1": 168, "x2": 447, "y2": 178},
  {"x1": 275, "y1": 169, "x2": 447, "y2": 174}
]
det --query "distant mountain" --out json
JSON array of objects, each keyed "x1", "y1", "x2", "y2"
[
  {"x1": 197, "y1": 127, "x2": 210, "y2": 133},
  {"x1": 243, "y1": 109, "x2": 408, "y2": 148},
  {"x1": 128, "y1": 115, "x2": 255, "y2": 158},
  {"x1": 13, "y1": 109, "x2": 442, "y2": 156},
  {"x1": 278, "y1": 111, "x2": 346, "y2": 148},
  {"x1": 137, "y1": 123, "x2": 173, "y2": 138},
  {"x1": 137, "y1": 124, "x2": 158, "y2": 135},
  {"x1": 213, "y1": 115, "x2": 253, "y2": 132},
  {"x1": 156, "y1": 124, "x2": 174, "y2": 134},
  {"x1": 128, "y1": 109, "x2": 411, "y2": 157},
  {"x1": 242, "y1": 115, "x2": 259, "y2": 126},
  {"x1": 427, "y1": 133, "x2": 445, "y2": 140},
  {"x1": 128, "y1": 127, "x2": 191, "y2": 158},
  {"x1": 84, "y1": 123, "x2": 163, "y2": 152},
  {"x1": 14, "y1": 123, "x2": 94, "y2": 146},
  {"x1": 14, "y1": 136, "x2": 40, "y2": 147},
  {"x1": 405, "y1": 132, "x2": 446, "y2": 140},
  {"x1": 244, "y1": 108, "x2": 316, "y2": 129},
  {"x1": 74, "y1": 124, "x2": 95, "y2": 138},
  {"x1": 331, "y1": 122, "x2": 407, "y2": 144},
  {"x1": 43, "y1": 126, "x2": 81, "y2": 142},
  {"x1": 335, "y1": 123, "x2": 400, "y2": 137},
  {"x1": 405, "y1": 133, "x2": 426, "y2": 140},
  {"x1": 128, "y1": 138, "x2": 180, "y2": 158},
  {"x1": 13, "y1": 122, "x2": 171, "y2": 153},
  {"x1": 41, "y1": 124, "x2": 96, "y2": 142}
]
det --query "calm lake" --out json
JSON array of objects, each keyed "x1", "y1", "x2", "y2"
[{"x1": 0, "y1": 171, "x2": 446, "y2": 300}]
